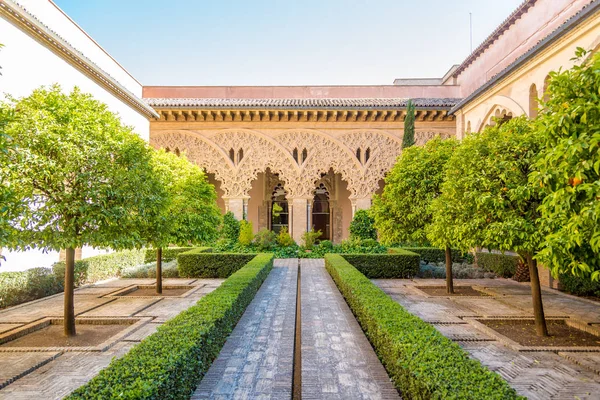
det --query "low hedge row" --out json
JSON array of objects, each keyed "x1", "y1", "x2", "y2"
[
  {"x1": 68, "y1": 253, "x2": 274, "y2": 399},
  {"x1": 559, "y1": 272, "x2": 600, "y2": 298},
  {"x1": 390, "y1": 247, "x2": 465, "y2": 263},
  {"x1": 325, "y1": 254, "x2": 520, "y2": 399},
  {"x1": 143, "y1": 247, "x2": 201, "y2": 263},
  {"x1": 53, "y1": 249, "x2": 147, "y2": 286},
  {"x1": 0, "y1": 268, "x2": 63, "y2": 309},
  {"x1": 178, "y1": 250, "x2": 255, "y2": 278},
  {"x1": 476, "y1": 252, "x2": 519, "y2": 278},
  {"x1": 341, "y1": 251, "x2": 420, "y2": 278}
]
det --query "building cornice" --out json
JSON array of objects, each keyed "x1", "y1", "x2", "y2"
[
  {"x1": 0, "y1": 0, "x2": 159, "y2": 119},
  {"x1": 151, "y1": 108, "x2": 455, "y2": 123}
]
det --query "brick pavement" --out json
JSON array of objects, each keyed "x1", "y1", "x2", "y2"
[
  {"x1": 193, "y1": 259, "x2": 298, "y2": 399},
  {"x1": 0, "y1": 278, "x2": 223, "y2": 399},
  {"x1": 301, "y1": 259, "x2": 400, "y2": 400},
  {"x1": 373, "y1": 278, "x2": 600, "y2": 400}
]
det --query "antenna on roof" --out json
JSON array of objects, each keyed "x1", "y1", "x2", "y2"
[{"x1": 469, "y1": 12, "x2": 473, "y2": 53}]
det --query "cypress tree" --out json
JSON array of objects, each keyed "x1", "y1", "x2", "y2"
[{"x1": 402, "y1": 99, "x2": 416, "y2": 149}]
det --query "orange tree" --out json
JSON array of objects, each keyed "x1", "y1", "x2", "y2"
[
  {"x1": 372, "y1": 137, "x2": 458, "y2": 292},
  {"x1": 146, "y1": 149, "x2": 221, "y2": 293},
  {"x1": 533, "y1": 49, "x2": 600, "y2": 283},
  {"x1": 0, "y1": 105, "x2": 21, "y2": 260},
  {"x1": 428, "y1": 117, "x2": 549, "y2": 335},
  {"x1": 4, "y1": 85, "x2": 166, "y2": 336}
]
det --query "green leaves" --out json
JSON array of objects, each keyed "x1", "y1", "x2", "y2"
[
  {"x1": 533, "y1": 50, "x2": 600, "y2": 280},
  {"x1": 146, "y1": 149, "x2": 221, "y2": 248},
  {"x1": 349, "y1": 209, "x2": 377, "y2": 240},
  {"x1": 4, "y1": 85, "x2": 165, "y2": 251},
  {"x1": 372, "y1": 137, "x2": 458, "y2": 246},
  {"x1": 428, "y1": 117, "x2": 542, "y2": 256}
]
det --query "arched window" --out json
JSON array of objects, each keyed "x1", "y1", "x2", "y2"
[
  {"x1": 312, "y1": 183, "x2": 330, "y2": 240},
  {"x1": 301, "y1": 148, "x2": 308, "y2": 163},
  {"x1": 356, "y1": 148, "x2": 361, "y2": 161},
  {"x1": 293, "y1": 148, "x2": 299, "y2": 163},
  {"x1": 165, "y1": 147, "x2": 171, "y2": 153},
  {"x1": 175, "y1": 147, "x2": 181, "y2": 156},
  {"x1": 229, "y1": 148, "x2": 235, "y2": 162},
  {"x1": 543, "y1": 75, "x2": 551, "y2": 103},
  {"x1": 237, "y1": 148, "x2": 244, "y2": 163},
  {"x1": 529, "y1": 83, "x2": 538, "y2": 118},
  {"x1": 365, "y1": 147, "x2": 371, "y2": 163}
]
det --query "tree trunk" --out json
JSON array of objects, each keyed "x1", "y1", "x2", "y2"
[
  {"x1": 64, "y1": 247, "x2": 76, "y2": 337},
  {"x1": 526, "y1": 253, "x2": 548, "y2": 336},
  {"x1": 445, "y1": 246, "x2": 454, "y2": 294},
  {"x1": 156, "y1": 248, "x2": 162, "y2": 294}
]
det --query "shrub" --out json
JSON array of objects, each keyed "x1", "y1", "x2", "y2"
[
  {"x1": 325, "y1": 254, "x2": 520, "y2": 399},
  {"x1": 122, "y1": 260, "x2": 181, "y2": 279},
  {"x1": 301, "y1": 229, "x2": 322, "y2": 250},
  {"x1": 319, "y1": 240, "x2": 333, "y2": 250},
  {"x1": 177, "y1": 250, "x2": 255, "y2": 278},
  {"x1": 53, "y1": 249, "x2": 146, "y2": 286},
  {"x1": 349, "y1": 209, "x2": 377, "y2": 240},
  {"x1": 390, "y1": 247, "x2": 464, "y2": 263},
  {"x1": 276, "y1": 227, "x2": 295, "y2": 247},
  {"x1": 341, "y1": 251, "x2": 419, "y2": 279},
  {"x1": 68, "y1": 254, "x2": 274, "y2": 399},
  {"x1": 0, "y1": 268, "x2": 64, "y2": 309},
  {"x1": 221, "y1": 211, "x2": 240, "y2": 243},
  {"x1": 476, "y1": 252, "x2": 519, "y2": 278},
  {"x1": 238, "y1": 220, "x2": 254, "y2": 246},
  {"x1": 338, "y1": 237, "x2": 387, "y2": 254},
  {"x1": 254, "y1": 228, "x2": 277, "y2": 251},
  {"x1": 559, "y1": 272, "x2": 600, "y2": 298},
  {"x1": 143, "y1": 247, "x2": 197, "y2": 263}
]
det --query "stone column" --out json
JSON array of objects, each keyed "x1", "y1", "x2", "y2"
[
  {"x1": 290, "y1": 197, "x2": 311, "y2": 243},
  {"x1": 351, "y1": 197, "x2": 372, "y2": 216},
  {"x1": 225, "y1": 198, "x2": 248, "y2": 221}
]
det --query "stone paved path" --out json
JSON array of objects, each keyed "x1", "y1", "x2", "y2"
[
  {"x1": 193, "y1": 259, "x2": 297, "y2": 399},
  {"x1": 373, "y1": 278, "x2": 600, "y2": 400},
  {"x1": 0, "y1": 278, "x2": 223, "y2": 399},
  {"x1": 302, "y1": 259, "x2": 400, "y2": 400}
]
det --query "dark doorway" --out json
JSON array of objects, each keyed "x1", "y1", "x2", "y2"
[{"x1": 312, "y1": 184, "x2": 330, "y2": 240}]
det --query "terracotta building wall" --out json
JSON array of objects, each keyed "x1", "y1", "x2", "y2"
[{"x1": 457, "y1": 0, "x2": 592, "y2": 97}]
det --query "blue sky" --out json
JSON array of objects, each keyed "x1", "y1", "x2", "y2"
[{"x1": 53, "y1": 0, "x2": 523, "y2": 86}]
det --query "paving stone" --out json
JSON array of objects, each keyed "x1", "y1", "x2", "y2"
[
  {"x1": 79, "y1": 297, "x2": 161, "y2": 317},
  {"x1": 0, "y1": 296, "x2": 114, "y2": 324},
  {"x1": 0, "y1": 324, "x2": 21, "y2": 334},
  {"x1": 135, "y1": 297, "x2": 202, "y2": 322},
  {"x1": 377, "y1": 278, "x2": 600, "y2": 399},
  {"x1": 122, "y1": 322, "x2": 160, "y2": 342},
  {"x1": 0, "y1": 352, "x2": 60, "y2": 389},
  {"x1": 192, "y1": 259, "x2": 297, "y2": 399},
  {"x1": 302, "y1": 259, "x2": 400, "y2": 399}
]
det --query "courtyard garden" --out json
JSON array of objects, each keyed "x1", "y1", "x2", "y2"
[{"x1": 0, "y1": 50, "x2": 599, "y2": 399}]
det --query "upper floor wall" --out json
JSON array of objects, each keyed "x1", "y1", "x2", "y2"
[
  {"x1": 454, "y1": 0, "x2": 593, "y2": 97},
  {"x1": 0, "y1": 0, "x2": 153, "y2": 139}
]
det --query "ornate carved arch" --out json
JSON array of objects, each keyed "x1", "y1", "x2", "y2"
[{"x1": 477, "y1": 95, "x2": 526, "y2": 132}]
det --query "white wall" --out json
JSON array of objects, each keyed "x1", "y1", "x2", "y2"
[{"x1": 0, "y1": 1, "x2": 150, "y2": 271}]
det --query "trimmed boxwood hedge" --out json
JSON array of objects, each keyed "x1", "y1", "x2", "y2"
[
  {"x1": 0, "y1": 268, "x2": 63, "y2": 309},
  {"x1": 68, "y1": 253, "x2": 274, "y2": 399},
  {"x1": 143, "y1": 246, "x2": 206, "y2": 263},
  {"x1": 390, "y1": 247, "x2": 464, "y2": 263},
  {"x1": 559, "y1": 272, "x2": 600, "y2": 298},
  {"x1": 178, "y1": 250, "x2": 255, "y2": 278},
  {"x1": 341, "y1": 251, "x2": 419, "y2": 278},
  {"x1": 325, "y1": 254, "x2": 521, "y2": 399},
  {"x1": 53, "y1": 249, "x2": 147, "y2": 286},
  {"x1": 476, "y1": 252, "x2": 519, "y2": 278}
]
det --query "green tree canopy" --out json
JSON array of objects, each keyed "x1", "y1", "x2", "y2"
[
  {"x1": 373, "y1": 137, "x2": 458, "y2": 246},
  {"x1": 4, "y1": 85, "x2": 165, "y2": 335},
  {"x1": 533, "y1": 48, "x2": 600, "y2": 281},
  {"x1": 428, "y1": 117, "x2": 549, "y2": 335},
  {"x1": 147, "y1": 149, "x2": 221, "y2": 293},
  {"x1": 349, "y1": 209, "x2": 377, "y2": 240},
  {"x1": 0, "y1": 105, "x2": 21, "y2": 257},
  {"x1": 402, "y1": 99, "x2": 416, "y2": 149}
]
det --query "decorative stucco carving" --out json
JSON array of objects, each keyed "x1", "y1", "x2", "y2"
[
  {"x1": 414, "y1": 130, "x2": 454, "y2": 146},
  {"x1": 151, "y1": 128, "x2": 405, "y2": 200}
]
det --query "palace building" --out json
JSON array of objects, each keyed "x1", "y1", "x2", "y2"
[{"x1": 1, "y1": 0, "x2": 599, "y2": 268}]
